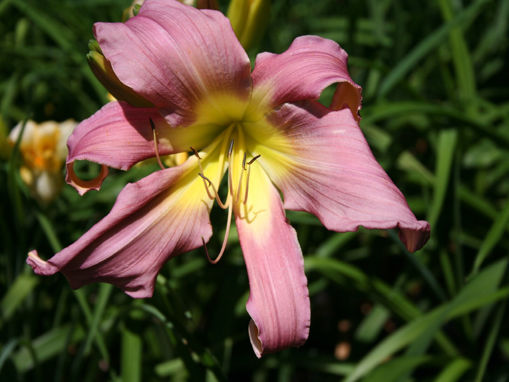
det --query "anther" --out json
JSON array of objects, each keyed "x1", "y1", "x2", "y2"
[
  {"x1": 244, "y1": 154, "x2": 260, "y2": 204},
  {"x1": 228, "y1": 139, "x2": 234, "y2": 157},
  {"x1": 150, "y1": 118, "x2": 165, "y2": 171},
  {"x1": 242, "y1": 152, "x2": 247, "y2": 171},
  {"x1": 190, "y1": 146, "x2": 201, "y2": 160},
  {"x1": 199, "y1": 172, "x2": 229, "y2": 209},
  {"x1": 247, "y1": 154, "x2": 261, "y2": 165}
]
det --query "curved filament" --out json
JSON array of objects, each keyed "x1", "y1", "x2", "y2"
[
  {"x1": 150, "y1": 118, "x2": 165, "y2": 171},
  {"x1": 202, "y1": 201, "x2": 233, "y2": 264}
]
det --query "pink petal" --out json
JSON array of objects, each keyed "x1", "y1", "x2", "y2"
[
  {"x1": 66, "y1": 101, "x2": 218, "y2": 195},
  {"x1": 257, "y1": 103, "x2": 430, "y2": 252},
  {"x1": 251, "y1": 35, "x2": 362, "y2": 120},
  {"x1": 28, "y1": 162, "x2": 213, "y2": 298},
  {"x1": 94, "y1": 0, "x2": 251, "y2": 126},
  {"x1": 235, "y1": 165, "x2": 310, "y2": 357}
]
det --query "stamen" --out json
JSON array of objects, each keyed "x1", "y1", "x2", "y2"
[
  {"x1": 228, "y1": 139, "x2": 234, "y2": 157},
  {"x1": 198, "y1": 173, "x2": 229, "y2": 209},
  {"x1": 193, "y1": 145, "x2": 229, "y2": 209},
  {"x1": 247, "y1": 154, "x2": 261, "y2": 165},
  {"x1": 235, "y1": 163, "x2": 244, "y2": 204},
  {"x1": 150, "y1": 118, "x2": 165, "y2": 171},
  {"x1": 190, "y1": 146, "x2": 201, "y2": 160},
  {"x1": 244, "y1": 154, "x2": 260, "y2": 204},
  {"x1": 244, "y1": 164, "x2": 251, "y2": 204},
  {"x1": 202, "y1": 201, "x2": 233, "y2": 264},
  {"x1": 227, "y1": 140, "x2": 235, "y2": 198},
  {"x1": 242, "y1": 152, "x2": 247, "y2": 170}
]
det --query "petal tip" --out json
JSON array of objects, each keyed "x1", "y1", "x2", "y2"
[
  {"x1": 248, "y1": 319, "x2": 263, "y2": 358},
  {"x1": 66, "y1": 162, "x2": 109, "y2": 195},
  {"x1": 399, "y1": 220, "x2": 431, "y2": 252},
  {"x1": 27, "y1": 250, "x2": 58, "y2": 275}
]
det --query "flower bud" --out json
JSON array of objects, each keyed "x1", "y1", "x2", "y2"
[{"x1": 227, "y1": 0, "x2": 270, "y2": 50}]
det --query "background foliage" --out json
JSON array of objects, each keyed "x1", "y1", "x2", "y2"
[{"x1": 1, "y1": 0, "x2": 509, "y2": 380}]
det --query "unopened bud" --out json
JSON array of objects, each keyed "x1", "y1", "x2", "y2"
[{"x1": 227, "y1": 0, "x2": 270, "y2": 50}]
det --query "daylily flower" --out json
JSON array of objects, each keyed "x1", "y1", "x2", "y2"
[
  {"x1": 27, "y1": 0, "x2": 430, "y2": 357},
  {"x1": 9, "y1": 119, "x2": 75, "y2": 204}
]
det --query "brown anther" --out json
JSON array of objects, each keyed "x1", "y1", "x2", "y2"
[
  {"x1": 243, "y1": 154, "x2": 260, "y2": 204},
  {"x1": 247, "y1": 154, "x2": 261, "y2": 165},
  {"x1": 242, "y1": 152, "x2": 247, "y2": 171},
  {"x1": 149, "y1": 118, "x2": 156, "y2": 131},
  {"x1": 198, "y1": 172, "x2": 212, "y2": 186},
  {"x1": 190, "y1": 146, "x2": 201, "y2": 160},
  {"x1": 228, "y1": 139, "x2": 234, "y2": 157}
]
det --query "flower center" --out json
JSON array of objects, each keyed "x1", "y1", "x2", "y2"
[{"x1": 191, "y1": 123, "x2": 262, "y2": 263}]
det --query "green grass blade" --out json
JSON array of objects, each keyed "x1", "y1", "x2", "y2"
[
  {"x1": 469, "y1": 197, "x2": 509, "y2": 278},
  {"x1": 363, "y1": 356, "x2": 430, "y2": 382},
  {"x1": 378, "y1": 0, "x2": 488, "y2": 97},
  {"x1": 389, "y1": 230, "x2": 447, "y2": 302},
  {"x1": 10, "y1": 0, "x2": 75, "y2": 52},
  {"x1": 434, "y1": 358, "x2": 472, "y2": 382},
  {"x1": 474, "y1": 301, "x2": 506, "y2": 382},
  {"x1": 428, "y1": 129, "x2": 457, "y2": 228},
  {"x1": 354, "y1": 304, "x2": 389, "y2": 343},
  {"x1": 343, "y1": 259, "x2": 507, "y2": 382},
  {"x1": 436, "y1": 0, "x2": 477, "y2": 100},
  {"x1": 83, "y1": 283, "x2": 113, "y2": 356},
  {"x1": 0, "y1": 339, "x2": 19, "y2": 372},
  {"x1": 12, "y1": 325, "x2": 85, "y2": 372},
  {"x1": 36, "y1": 211, "x2": 110, "y2": 364},
  {"x1": 439, "y1": 249, "x2": 456, "y2": 296},
  {"x1": 305, "y1": 256, "x2": 458, "y2": 356},
  {"x1": 121, "y1": 327, "x2": 142, "y2": 382},
  {"x1": 316, "y1": 232, "x2": 357, "y2": 257},
  {"x1": 0, "y1": 273, "x2": 38, "y2": 323}
]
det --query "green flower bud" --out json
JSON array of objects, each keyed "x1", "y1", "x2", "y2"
[{"x1": 228, "y1": 0, "x2": 270, "y2": 51}]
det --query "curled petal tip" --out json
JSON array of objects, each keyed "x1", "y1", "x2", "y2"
[
  {"x1": 27, "y1": 250, "x2": 58, "y2": 275},
  {"x1": 248, "y1": 320, "x2": 263, "y2": 358},
  {"x1": 66, "y1": 162, "x2": 109, "y2": 195},
  {"x1": 399, "y1": 221, "x2": 431, "y2": 252}
]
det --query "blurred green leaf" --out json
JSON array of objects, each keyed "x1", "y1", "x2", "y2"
[
  {"x1": 12, "y1": 325, "x2": 85, "y2": 372},
  {"x1": 378, "y1": 0, "x2": 488, "y2": 97},
  {"x1": 363, "y1": 355, "x2": 430, "y2": 382},
  {"x1": 0, "y1": 273, "x2": 37, "y2": 322},
  {"x1": 428, "y1": 129, "x2": 457, "y2": 227},
  {"x1": 121, "y1": 326, "x2": 142, "y2": 382},
  {"x1": 469, "y1": 198, "x2": 509, "y2": 278},
  {"x1": 434, "y1": 358, "x2": 472, "y2": 382},
  {"x1": 344, "y1": 259, "x2": 507, "y2": 382}
]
